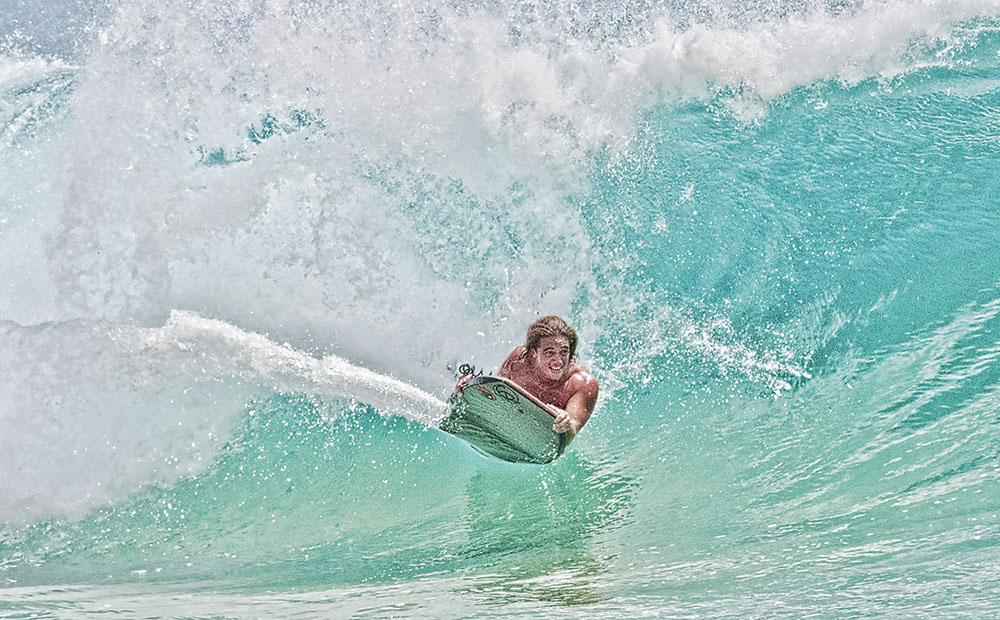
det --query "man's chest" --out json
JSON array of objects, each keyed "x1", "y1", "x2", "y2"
[{"x1": 510, "y1": 366, "x2": 570, "y2": 409}]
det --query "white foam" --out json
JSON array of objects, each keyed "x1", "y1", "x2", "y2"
[
  {"x1": 616, "y1": 0, "x2": 1000, "y2": 120},
  {"x1": 0, "y1": 311, "x2": 447, "y2": 523},
  {"x1": 13, "y1": 0, "x2": 993, "y2": 354},
  {"x1": 0, "y1": 318, "x2": 243, "y2": 523},
  {"x1": 0, "y1": 54, "x2": 68, "y2": 89}
]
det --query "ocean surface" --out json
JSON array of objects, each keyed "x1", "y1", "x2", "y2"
[{"x1": 2, "y1": 0, "x2": 999, "y2": 617}]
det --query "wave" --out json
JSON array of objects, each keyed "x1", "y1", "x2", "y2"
[{"x1": 1, "y1": 2, "x2": 999, "y2": 614}]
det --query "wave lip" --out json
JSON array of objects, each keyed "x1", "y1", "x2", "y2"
[{"x1": 620, "y1": 0, "x2": 1000, "y2": 117}]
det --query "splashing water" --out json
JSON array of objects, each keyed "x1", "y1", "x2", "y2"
[{"x1": 2, "y1": 0, "x2": 1000, "y2": 617}]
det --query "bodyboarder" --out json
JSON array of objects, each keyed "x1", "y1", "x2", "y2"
[{"x1": 458, "y1": 315, "x2": 598, "y2": 444}]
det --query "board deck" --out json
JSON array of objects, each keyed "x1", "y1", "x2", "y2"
[{"x1": 440, "y1": 376, "x2": 566, "y2": 464}]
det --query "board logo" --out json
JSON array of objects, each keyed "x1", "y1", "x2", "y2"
[{"x1": 492, "y1": 384, "x2": 519, "y2": 404}]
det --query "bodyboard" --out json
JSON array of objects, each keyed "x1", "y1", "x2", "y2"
[{"x1": 440, "y1": 376, "x2": 566, "y2": 464}]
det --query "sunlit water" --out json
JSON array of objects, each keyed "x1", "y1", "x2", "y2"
[{"x1": 2, "y1": 0, "x2": 999, "y2": 618}]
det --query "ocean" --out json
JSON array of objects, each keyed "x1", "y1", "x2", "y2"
[{"x1": 2, "y1": 0, "x2": 999, "y2": 617}]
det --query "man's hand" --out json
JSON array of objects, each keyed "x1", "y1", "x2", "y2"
[
  {"x1": 454, "y1": 374, "x2": 473, "y2": 394},
  {"x1": 551, "y1": 408, "x2": 578, "y2": 435}
]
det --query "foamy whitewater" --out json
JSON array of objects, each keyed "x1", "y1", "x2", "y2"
[{"x1": 2, "y1": 0, "x2": 999, "y2": 617}]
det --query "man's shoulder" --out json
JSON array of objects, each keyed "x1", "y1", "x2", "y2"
[
  {"x1": 502, "y1": 346, "x2": 528, "y2": 367},
  {"x1": 566, "y1": 364, "x2": 598, "y2": 393},
  {"x1": 507, "y1": 345, "x2": 528, "y2": 359}
]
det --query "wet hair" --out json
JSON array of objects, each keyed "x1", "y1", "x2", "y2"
[{"x1": 524, "y1": 316, "x2": 578, "y2": 360}]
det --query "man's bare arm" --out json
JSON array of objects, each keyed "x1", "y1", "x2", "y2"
[{"x1": 552, "y1": 374, "x2": 599, "y2": 444}]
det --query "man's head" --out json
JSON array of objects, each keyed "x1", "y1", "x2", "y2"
[{"x1": 524, "y1": 316, "x2": 578, "y2": 361}]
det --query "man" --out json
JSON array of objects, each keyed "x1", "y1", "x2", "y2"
[{"x1": 460, "y1": 316, "x2": 599, "y2": 444}]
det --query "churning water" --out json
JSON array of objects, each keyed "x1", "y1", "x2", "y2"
[{"x1": 2, "y1": 0, "x2": 999, "y2": 617}]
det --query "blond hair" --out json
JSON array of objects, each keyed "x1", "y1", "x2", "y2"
[{"x1": 524, "y1": 316, "x2": 578, "y2": 360}]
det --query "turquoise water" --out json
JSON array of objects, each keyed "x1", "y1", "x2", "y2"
[{"x1": 2, "y1": 1, "x2": 1000, "y2": 617}]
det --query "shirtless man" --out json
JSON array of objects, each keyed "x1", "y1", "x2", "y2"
[{"x1": 461, "y1": 316, "x2": 598, "y2": 444}]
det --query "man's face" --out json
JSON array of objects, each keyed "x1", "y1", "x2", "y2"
[{"x1": 531, "y1": 335, "x2": 571, "y2": 382}]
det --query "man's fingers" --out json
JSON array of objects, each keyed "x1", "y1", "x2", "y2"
[{"x1": 553, "y1": 413, "x2": 570, "y2": 433}]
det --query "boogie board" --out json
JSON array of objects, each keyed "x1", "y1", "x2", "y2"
[{"x1": 440, "y1": 376, "x2": 566, "y2": 464}]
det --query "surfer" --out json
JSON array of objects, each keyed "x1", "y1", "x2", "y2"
[{"x1": 459, "y1": 316, "x2": 598, "y2": 443}]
